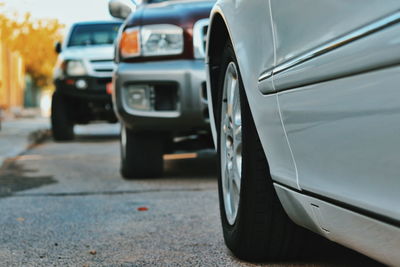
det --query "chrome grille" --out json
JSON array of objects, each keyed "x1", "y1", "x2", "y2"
[
  {"x1": 89, "y1": 59, "x2": 114, "y2": 76},
  {"x1": 193, "y1": 19, "x2": 209, "y2": 59}
]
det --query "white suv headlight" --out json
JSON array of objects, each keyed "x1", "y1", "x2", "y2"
[
  {"x1": 120, "y1": 24, "x2": 184, "y2": 58},
  {"x1": 66, "y1": 60, "x2": 87, "y2": 76}
]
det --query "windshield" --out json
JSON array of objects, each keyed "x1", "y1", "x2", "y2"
[
  {"x1": 147, "y1": 0, "x2": 173, "y2": 3},
  {"x1": 67, "y1": 23, "x2": 122, "y2": 47}
]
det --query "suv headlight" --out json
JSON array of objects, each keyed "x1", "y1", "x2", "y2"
[
  {"x1": 120, "y1": 24, "x2": 184, "y2": 59},
  {"x1": 65, "y1": 60, "x2": 87, "y2": 76}
]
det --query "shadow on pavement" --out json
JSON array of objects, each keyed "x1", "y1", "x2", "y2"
[
  {"x1": 0, "y1": 159, "x2": 56, "y2": 198},
  {"x1": 239, "y1": 226, "x2": 384, "y2": 267},
  {"x1": 74, "y1": 134, "x2": 119, "y2": 143},
  {"x1": 300, "y1": 233, "x2": 383, "y2": 267},
  {"x1": 163, "y1": 150, "x2": 217, "y2": 179}
]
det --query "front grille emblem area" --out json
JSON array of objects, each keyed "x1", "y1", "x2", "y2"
[{"x1": 193, "y1": 18, "x2": 209, "y2": 59}]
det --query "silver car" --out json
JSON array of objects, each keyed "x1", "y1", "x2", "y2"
[{"x1": 206, "y1": 1, "x2": 400, "y2": 265}]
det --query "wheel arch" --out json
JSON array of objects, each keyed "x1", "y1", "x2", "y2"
[{"x1": 206, "y1": 11, "x2": 233, "y2": 145}]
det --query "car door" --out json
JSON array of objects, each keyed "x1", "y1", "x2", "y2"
[
  {"x1": 214, "y1": 0, "x2": 303, "y2": 190},
  {"x1": 269, "y1": 1, "x2": 400, "y2": 222}
]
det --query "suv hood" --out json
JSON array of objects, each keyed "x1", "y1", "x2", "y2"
[
  {"x1": 61, "y1": 45, "x2": 114, "y2": 61},
  {"x1": 126, "y1": 0, "x2": 214, "y2": 27}
]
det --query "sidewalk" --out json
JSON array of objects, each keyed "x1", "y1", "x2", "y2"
[{"x1": 0, "y1": 113, "x2": 50, "y2": 167}]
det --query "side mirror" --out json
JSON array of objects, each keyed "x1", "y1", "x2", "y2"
[
  {"x1": 55, "y1": 41, "x2": 62, "y2": 54},
  {"x1": 109, "y1": 0, "x2": 137, "y2": 20}
]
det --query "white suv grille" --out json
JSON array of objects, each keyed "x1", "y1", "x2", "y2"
[{"x1": 89, "y1": 59, "x2": 115, "y2": 76}]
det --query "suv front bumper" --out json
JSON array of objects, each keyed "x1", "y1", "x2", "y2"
[
  {"x1": 54, "y1": 76, "x2": 116, "y2": 123},
  {"x1": 113, "y1": 59, "x2": 209, "y2": 132},
  {"x1": 55, "y1": 76, "x2": 111, "y2": 100}
]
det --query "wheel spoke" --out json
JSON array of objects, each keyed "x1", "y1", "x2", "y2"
[
  {"x1": 232, "y1": 169, "x2": 241, "y2": 193},
  {"x1": 224, "y1": 115, "x2": 230, "y2": 132},
  {"x1": 231, "y1": 178, "x2": 240, "y2": 210},
  {"x1": 231, "y1": 79, "x2": 240, "y2": 117},
  {"x1": 234, "y1": 125, "x2": 242, "y2": 142},
  {"x1": 120, "y1": 125, "x2": 127, "y2": 159},
  {"x1": 226, "y1": 75, "x2": 234, "y2": 118}
]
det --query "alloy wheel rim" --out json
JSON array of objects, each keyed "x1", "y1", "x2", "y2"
[
  {"x1": 121, "y1": 125, "x2": 127, "y2": 159},
  {"x1": 220, "y1": 61, "x2": 242, "y2": 225}
]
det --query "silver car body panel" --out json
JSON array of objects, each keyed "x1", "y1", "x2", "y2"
[
  {"x1": 207, "y1": 0, "x2": 299, "y2": 189},
  {"x1": 270, "y1": 0, "x2": 400, "y2": 66},
  {"x1": 279, "y1": 65, "x2": 400, "y2": 222},
  {"x1": 207, "y1": 0, "x2": 400, "y2": 264},
  {"x1": 274, "y1": 21, "x2": 400, "y2": 91},
  {"x1": 275, "y1": 184, "x2": 400, "y2": 267},
  {"x1": 259, "y1": 12, "x2": 400, "y2": 93}
]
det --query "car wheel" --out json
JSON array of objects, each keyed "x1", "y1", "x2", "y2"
[
  {"x1": 51, "y1": 91, "x2": 74, "y2": 141},
  {"x1": 217, "y1": 43, "x2": 304, "y2": 261},
  {"x1": 120, "y1": 124, "x2": 164, "y2": 179}
]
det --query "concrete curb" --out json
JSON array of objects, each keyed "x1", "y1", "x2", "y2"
[
  {"x1": 27, "y1": 129, "x2": 52, "y2": 149},
  {"x1": 0, "y1": 128, "x2": 51, "y2": 168}
]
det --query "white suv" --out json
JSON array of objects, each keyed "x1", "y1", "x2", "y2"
[{"x1": 52, "y1": 21, "x2": 122, "y2": 141}]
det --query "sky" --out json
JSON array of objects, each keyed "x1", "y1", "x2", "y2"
[{"x1": 1, "y1": 0, "x2": 115, "y2": 27}]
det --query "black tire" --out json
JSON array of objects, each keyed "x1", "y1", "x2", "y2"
[
  {"x1": 51, "y1": 91, "x2": 74, "y2": 141},
  {"x1": 120, "y1": 125, "x2": 164, "y2": 179},
  {"x1": 216, "y1": 43, "x2": 304, "y2": 261}
]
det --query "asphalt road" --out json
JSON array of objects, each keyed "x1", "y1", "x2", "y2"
[{"x1": 0, "y1": 124, "x2": 383, "y2": 267}]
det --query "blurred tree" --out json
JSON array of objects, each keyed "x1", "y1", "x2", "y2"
[{"x1": 0, "y1": 3, "x2": 64, "y2": 87}]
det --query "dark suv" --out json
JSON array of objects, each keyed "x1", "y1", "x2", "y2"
[
  {"x1": 52, "y1": 21, "x2": 122, "y2": 141},
  {"x1": 109, "y1": 0, "x2": 214, "y2": 178}
]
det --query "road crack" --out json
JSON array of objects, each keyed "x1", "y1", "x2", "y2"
[{"x1": 9, "y1": 187, "x2": 216, "y2": 198}]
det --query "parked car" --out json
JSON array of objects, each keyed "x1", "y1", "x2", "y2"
[
  {"x1": 109, "y1": 0, "x2": 214, "y2": 178},
  {"x1": 52, "y1": 20, "x2": 122, "y2": 141},
  {"x1": 206, "y1": 1, "x2": 400, "y2": 265}
]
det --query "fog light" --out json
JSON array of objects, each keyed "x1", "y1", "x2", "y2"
[
  {"x1": 125, "y1": 85, "x2": 151, "y2": 110},
  {"x1": 76, "y1": 79, "x2": 88, "y2": 89}
]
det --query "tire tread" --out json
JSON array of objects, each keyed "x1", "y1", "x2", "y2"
[
  {"x1": 51, "y1": 92, "x2": 74, "y2": 141},
  {"x1": 120, "y1": 128, "x2": 164, "y2": 179}
]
